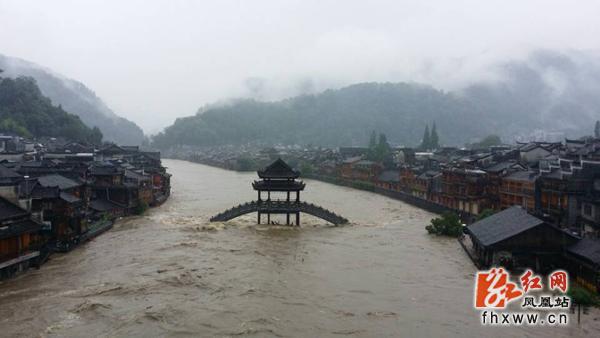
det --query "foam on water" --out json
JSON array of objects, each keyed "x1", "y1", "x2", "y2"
[{"x1": 1, "y1": 159, "x2": 598, "y2": 337}]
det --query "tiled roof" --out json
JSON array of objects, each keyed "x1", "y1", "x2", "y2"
[
  {"x1": 59, "y1": 192, "x2": 81, "y2": 204},
  {"x1": 519, "y1": 143, "x2": 543, "y2": 152},
  {"x1": 0, "y1": 196, "x2": 29, "y2": 221},
  {"x1": 98, "y1": 144, "x2": 126, "y2": 154},
  {"x1": 18, "y1": 179, "x2": 38, "y2": 197},
  {"x1": 124, "y1": 170, "x2": 149, "y2": 181},
  {"x1": 467, "y1": 206, "x2": 545, "y2": 247},
  {"x1": 378, "y1": 170, "x2": 399, "y2": 182},
  {"x1": 484, "y1": 161, "x2": 520, "y2": 173},
  {"x1": 355, "y1": 160, "x2": 376, "y2": 166},
  {"x1": 568, "y1": 238, "x2": 600, "y2": 265},
  {"x1": 342, "y1": 156, "x2": 363, "y2": 164},
  {"x1": 505, "y1": 170, "x2": 538, "y2": 182},
  {"x1": 90, "y1": 163, "x2": 123, "y2": 175},
  {"x1": 544, "y1": 168, "x2": 565, "y2": 180},
  {"x1": 121, "y1": 146, "x2": 140, "y2": 152},
  {"x1": 0, "y1": 163, "x2": 22, "y2": 179},
  {"x1": 31, "y1": 185, "x2": 59, "y2": 199},
  {"x1": 0, "y1": 219, "x2": 41, "y2": 240},
  {"x1": 37, "y1": 174, "x2": 81, "y2": 190},
  {"x1": 258, "y1": 158, "x2": 299, "y2": 178},
  {"x1": 417, "y1": 171, "x2": 439, "y2": 180},
  {"x1": 90, "y1": 199, "x2": 121, "y2": 212},
  {"x1": 141, "y1": 151, "x2": 161, "y2": 161}
]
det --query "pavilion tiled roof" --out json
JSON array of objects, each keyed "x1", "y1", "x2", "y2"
[{"x1": 257, "y1": 158, "x2": 299, "y2": 179}]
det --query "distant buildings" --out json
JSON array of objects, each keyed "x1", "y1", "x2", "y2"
[
  {"x1": 0, "y1": 135, "x2": 170, "y2": 280},
  {"x1": 168, "y1": 137, "x2": 600, "y2": 292}
]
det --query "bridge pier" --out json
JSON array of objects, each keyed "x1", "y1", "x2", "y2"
[
  {"x1": 210, "y1": 159, "x2": 347, "y2": 225},
  {"x1": 210, "y1": 200, "x2": 347, "y2": 225}
]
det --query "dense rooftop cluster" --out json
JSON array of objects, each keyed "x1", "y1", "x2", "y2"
[
  {"x1": 0, "y1": 136, "x2": 170, "y2": 280},
  {"x1": 173, "y1": 138, "x2": 600, "y2": 292}
]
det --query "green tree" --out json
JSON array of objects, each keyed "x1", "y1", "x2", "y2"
[
  {"x1": 476, "y1": 209, "x2": 495, "y2": 221},
  {"x1": 300, "y1": 162, "x2": 314, "y2": 175},
  {"x1": 0, "y1": 76, "x2": 102, "y2": 142},
  {"x1": 374, "y1": 133, "x2": 392, "y2": 163},
  {"x1": 236, "y1": 157, "x2": 257, "y2": 171},
  {"x1": 420, "y1": 125, "x2": 431, "y2": 150},
  {"x1": 426, "y1": 212, "x2": 463, "y2": 237},
  {"x1": 0, "y1": 117, "x2": 32, "y2": 138},
  {"x1": 471, "y1": 134, "x2": 502, "y2": 149},
  {"x1": 368, "y1": 130, "x2": 377, "y2": 149},
  {"x1": 430, "y1": 122, "x2": 439, "y2": 150},
  {"x1": 134, "y1": 200, "x2": 149, "y2": 215},
  {"x1": 568, "y1": 286, "x2": 599, "y2": 306},
  {"x1": 89, "y1": 126, "x2": 103, "y2": 144}
]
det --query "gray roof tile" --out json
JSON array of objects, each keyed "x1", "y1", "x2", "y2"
[
  {"x1": 467, "y1": 206, "x2": 544, "y2": 247},
  {"x1": 568, "y1": 238, "x2": 600, "y2": 265},
  {"x1": 37, "y1": 174, "x2": 81, "y2": 190}
]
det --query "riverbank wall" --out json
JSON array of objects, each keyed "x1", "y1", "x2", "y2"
[
  {"x1": 304, "y1": 173, "x2": 455, "y2": 216},
  {"x1": 167, "y1": 158, "x2": 473, "y2": 222}
]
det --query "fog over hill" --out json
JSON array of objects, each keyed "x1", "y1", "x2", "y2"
[
  {"x1": 459, "y1": 50, "x2": 600, "y2": 141},
  {"x1": 153, "y1": 50, "x2": 600, "y2": 149},
  {"x1": 0, "y1": 54, "x2": 145, "y2": 145},
  {"x1": 0, "y1": 74, "x2": 103, "y2": 143}
]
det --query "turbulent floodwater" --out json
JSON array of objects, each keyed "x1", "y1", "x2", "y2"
[{"x1": 1, "y1": 159, "x2": 599, "y2": 337}]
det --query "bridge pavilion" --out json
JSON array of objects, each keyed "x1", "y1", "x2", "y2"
[
  {"x1": 252, "y1": 158, "x2": 305, "y2": 225},
  {"x1": 210, "y1": 158, "x2": 348, "y2": 226}
]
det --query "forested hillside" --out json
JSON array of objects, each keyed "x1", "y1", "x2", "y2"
[
  {"x1": 0, "y1": 73, "x2": 102, "y2": 143},
  {"x1": 0, "y1": 54, "x2": 144, "y2": 145},
  {"x1": 152, "y1": 50, "x2": 600, "y2": 149},
  {"x1": 152, "y1": 83, "x2": 481, "y2": 148}
]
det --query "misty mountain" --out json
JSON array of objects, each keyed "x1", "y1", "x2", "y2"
[
  {"x1": 152, "y1": 83, "x2": 479, "y2": 148},
  {"x1": 460, "y1": 50, "x2": 600, "y2": 141},
  {"x1": 152, "y1": 50, "x2": 600, "y2": 149},
  {"x1": 0, "y1": 54, "x2": 145, "y2": 145},
  {"x1": 0, "y1": 74, "x2": 102, "y2": 143}
]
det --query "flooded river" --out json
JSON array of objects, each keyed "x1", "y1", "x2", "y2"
[{"x1": 1, "y1": 160, "x2": 599, "y2": 337}]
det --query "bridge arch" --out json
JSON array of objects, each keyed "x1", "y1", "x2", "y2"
[{"x1": 210, "y1": 201, "x2": 348, "y2": 225}]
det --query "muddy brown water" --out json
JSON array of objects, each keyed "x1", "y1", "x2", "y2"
[{"x1": 1, "y1": 159, "x2": 599, "y2": 337}]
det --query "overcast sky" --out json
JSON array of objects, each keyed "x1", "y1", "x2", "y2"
[{"x1": 1, "y1": 0, "x2": 599, "y2": 133}]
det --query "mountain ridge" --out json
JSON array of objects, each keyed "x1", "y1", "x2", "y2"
[
  {"x1": 0, "y1": 73, "x2": 103, "y2": 143},
  {"x1": 0, "y1": 54, "x2": 145, "y2": 145},
  {"x1": 152, "y1": 50, "x2": 600, "y2": 148}
]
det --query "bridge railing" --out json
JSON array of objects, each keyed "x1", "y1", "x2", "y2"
[{"x1": 210, "y1": 200, "x2": 348, "y2": 225}]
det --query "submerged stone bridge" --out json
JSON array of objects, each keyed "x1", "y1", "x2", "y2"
[
  {"x1": 210, "y1": 158, "x2": 348, "y2": 226},
  {"x1": 210, "y1": 200, "x2": 348, "y2": 225}
]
